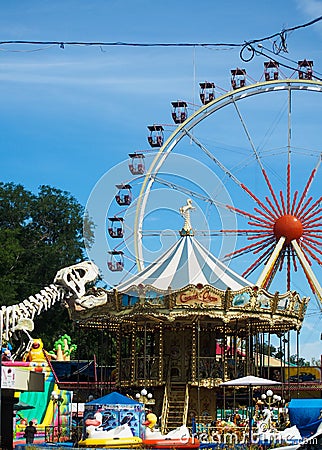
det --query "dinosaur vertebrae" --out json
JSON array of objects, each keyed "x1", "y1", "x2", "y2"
[
  {"x1": 1, "y1": 261, "x2": 100, "y2": 341},
  {"x1": 1, "y1": 284, "x2": 66, "y2": 341}
]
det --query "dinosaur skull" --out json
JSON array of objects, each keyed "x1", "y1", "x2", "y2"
[{"x1": 54, "y1": 261, "x2": 100, "y2": 298}]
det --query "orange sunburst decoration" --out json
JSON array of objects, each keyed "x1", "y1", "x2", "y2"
[{"x1": 223, "y1": 158, "x2": 322, "y2": 296}]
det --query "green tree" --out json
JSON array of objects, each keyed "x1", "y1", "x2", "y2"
[
  {"x1": 289, "y1": 354, "x2": 310, "y2": 367},
  {"x1": 274, "y1": 346, "x2": 284, "y2": 360},
  {"x1": 0, "y1": 182, "x2": 93, "y2": 347},
  {"x1": 310, "y1": 357, "x2": 321, "y2": 367},
  {"x1": 258, "y1": 342, "x2": 277, "y2": 356}
]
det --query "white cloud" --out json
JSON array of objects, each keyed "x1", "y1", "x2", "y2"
[
  {"x1": 300, "y1": 340, "x2": 322, "y2": 361},
  {"x1": 295, "y1": 0, "x2": 322, "y2": 16},
  {"x1": 297, "y1": 313, "x2": 322, "y2": 361}
]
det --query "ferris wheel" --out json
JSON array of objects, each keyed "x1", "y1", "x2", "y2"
[{"x1": 86, "y1": 59, "x2": 322, "y2": 299}]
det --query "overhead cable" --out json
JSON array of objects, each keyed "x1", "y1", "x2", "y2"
[{"x1": 0, "y1": 16, "x2": 320, "y2": 50}]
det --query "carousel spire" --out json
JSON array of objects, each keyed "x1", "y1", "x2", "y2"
[{"x1": 179, "y1": 198, "x2": 195, "y2": 236}]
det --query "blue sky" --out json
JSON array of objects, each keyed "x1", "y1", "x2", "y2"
[{"x1": 1, "y1": 0, "x2": 322, "y2": 360}]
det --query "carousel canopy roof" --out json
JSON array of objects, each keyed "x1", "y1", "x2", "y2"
[{"x1": 116, "y1": 234, "x2": 253, "y2": 293}]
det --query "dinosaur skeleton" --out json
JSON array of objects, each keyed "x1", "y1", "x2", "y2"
[{"x1": 1, "y1": 261, "x2": 101, "y2": 358}]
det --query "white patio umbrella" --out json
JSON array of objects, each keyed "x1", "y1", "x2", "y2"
[
  {"x1": 219, "y1": 375, "x2": 281, "y2": 387},
  {"x1": 219, "y1": 375, "x2": 282, "y2": 443}
]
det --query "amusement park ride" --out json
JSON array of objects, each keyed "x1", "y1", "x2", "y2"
[
  {"x1": 1, "y1": 58, "x2": 322, "y2": 447},
  {"x1": 97, "y1": 58, "x2": 322, "y2": 301}
]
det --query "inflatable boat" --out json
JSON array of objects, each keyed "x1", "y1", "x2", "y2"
[
  {"x1": 142, "y1": 414, "x2": 200, "y2": 449},
  {"x1": 78, "y1": 422, "x2": 142, "y2": 448}
]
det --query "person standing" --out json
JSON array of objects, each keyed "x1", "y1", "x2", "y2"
[{"x1": 24, "y1": 421, "x2": 37, "y2": 444}]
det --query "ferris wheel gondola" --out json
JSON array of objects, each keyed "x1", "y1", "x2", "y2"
[
  {"x1": 297, "y1": 59, "x2": 313, "y2": 79},
  {"x1": 128, "y1": 153, "x2": 145, "y2": 175},
  {"x1": 107, "y1": 217, "x2": 124, "y2": 238},
  {"x1": 115, "y1": 184, "x2": 132, "y2": 206},
  {"x1": 230, "y1": 68, "x2": 246, "y2": 89},
  {"x1": 171, "y1": 101, "x2": 188, "y2": 124},
  {"x1": 107, "y1": 250, "x2": 124, "y2": 272},
  {"x1": 264, "y1": 61, "x2": 279, "y2": 81},
  {"x1": 147, "y1": 125, "x2": 164, "y2": 148},
  {"x1": 199, "y1": 81, "x2": 215, "y2": 105}
]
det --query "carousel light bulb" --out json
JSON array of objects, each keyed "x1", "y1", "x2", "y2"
[
  {"x1": 135, "y1": 393, "x2": 140, "y2": 399},
  {"x1": 141, "y1": 388, "x2": 147, "y2": 396},
  {"x1": 273, "y1": 394, "x2": 279, "y2": 400},
  {"x1": 261, "y1": 394, "x2": 267, "y2": 400},
  {"x1": 266, "y1": 389, "x2": 273, "y2": 397},
  {"x1": 147, "y1": 393, "x2": 153, "y2": 399}
]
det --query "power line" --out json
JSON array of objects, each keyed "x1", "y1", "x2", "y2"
[
  {"x1": 240, "y1": 44, "x2": 322, "y2": 82},
  {"x1": 0, "y1": 16, "x2": 321, "y2": 50},
  {"x1": 244, "y1": 15, "x2": 322, "y2": 46},
  {"x1": 0, "y1": 40, "x2": 240, "y2": 48}
]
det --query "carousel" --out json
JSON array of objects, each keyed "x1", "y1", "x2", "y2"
[{"x1": 65, "y1": 200, "x2": 308, "y2": 433}]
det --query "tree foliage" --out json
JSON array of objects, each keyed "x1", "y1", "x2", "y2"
[
  {"x1": 258, "y1": 342, "x2": 277, "y2": 357},
  {"x1": 289, "y1": 354, "x2": 310, "y2": 367},
  {"x1": 259, "y1": 343, "x2": 312, "y2": 366},
  {"x1": 0, "y1": 182, "x2": 91, "y2": 347},
  {"x1": 310, "y1": 357, "x2": 321, "y2": 367}
]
